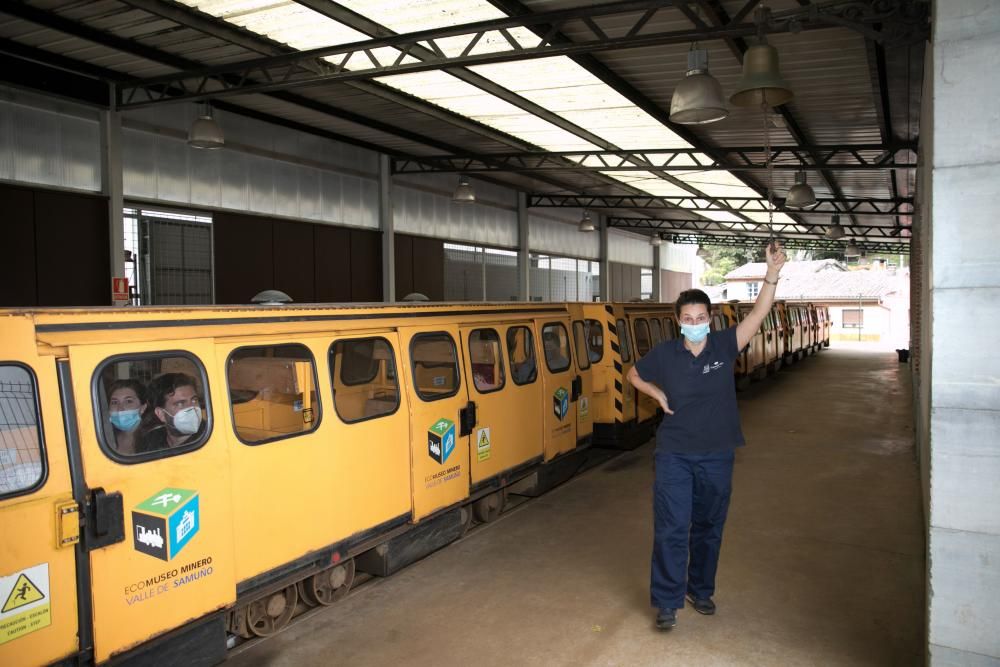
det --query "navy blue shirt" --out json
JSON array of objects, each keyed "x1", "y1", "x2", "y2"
[{"x1": 634, "y1": 326, "x2": 745, "y2": 454}]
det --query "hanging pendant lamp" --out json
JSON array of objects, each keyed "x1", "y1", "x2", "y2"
[
  {"x1": 785, "y1": 170, "x2": 817, "y2": 209},
  {"x1": 670, "y1": 47, "x2": 728, "y2": 125},
  {"x1": 650, "y1": 234, "x2": 664, "y2": 247},
  {"x1": 578, "y1": 210, "x2": 596, "y2": 232},
  {"x1": 845, "y1": 239, "x2": 861, "y2": 257},
  {"x1": 452, "y1": 175, "x2": 476, "y2": 203},
  {"x1": 730, "y1": 7, "x2": 793, "y2": 108},
  {"x1": 696, "y1": 246, "x2": 711, "y2": 259},
  {"x1": 825, "y1": 214, "x2": 845, "y2": 240},
  {"x1": 188, "y1": 103, "x2": 224, "y2": 149}
]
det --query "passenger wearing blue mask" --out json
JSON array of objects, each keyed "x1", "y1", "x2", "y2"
[
  {"x1": 107, "y1": 379, "x2": 149, "y2": 455},
  {"x1": 628, "y1": 241, "x2": 786, "y2": 631},
  {"x1": 139, "y1": 372, "x2": 205, "y2": 453}
]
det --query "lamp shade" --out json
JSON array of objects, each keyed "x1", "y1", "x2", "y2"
[
  {"x1": 825, "y1": 215, "x2": 845, "y2": 240},
  {"x1": 729, "y1": 44, "x2": 793, "y2": 108},
  {"x1": 452, "y1": 176, "x2": 475, "y2": 203},
  {"x1": 785, "y1": 171, "x2": 817, "y2": 209},
  {"x1": 670, "y1": 48, "x2": 728, "y2": 125},
  {"x1": 188, "y1": 114, "x2": 225, "y2": 149},
  {"x1": 578, "y1": 211, "x2": 596, "y2": 232},
  {"x1": 650, "y1": 235, "x2": 664, "y2": 247},
  {"x1": 844, "y1": 239, "x2": 861, "y2": 257}
]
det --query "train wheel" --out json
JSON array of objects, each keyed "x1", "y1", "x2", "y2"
[
  {"x1": 459, "y1": 504, "x2": 474, "y2": 536},
  {"x1": 299, "y1": 559, "x2": 355, "y2": 607},
  {"x1": 473, "y1": 489, "x2": 506, "y2": 524},
  {"x1": 234, "y1": 584, "x2": 298, "y2": 638}
]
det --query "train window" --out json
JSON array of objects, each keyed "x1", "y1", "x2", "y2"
[
  {"x1": 661, "y1": 318, "x2": 676, "y2": 341},
  {"x1": 469, "y1": 329, "x2": 506, "y2": 394},
  {"x1": 541, "y1": 323, "x2": 571, "y2": 373},
  {"x1": 585, "y1": 319, "x2": 604, "y2": 364},
  {"x1": 330, "y1": 338, "x2": 399, "y2": 423},
  {"x1": 228, "y1": 344, "x2": 320, "y2": 445},
  {"x1": 711, "y1": 314, "x2": 727, "y2": 332},
  {"x1": 411, "y1": 333, "x2": 461, "y2": 401},
  {"x1": 0, "y1": 365, "x2": 45, "y2": 497},
  {"x1": 616, "y1": 318, "x2": 632, "y2": 362},
  {"x1": 506, "y1": 326, "x2": 537, "y2": 386},
  {"x1": 650, "y1": 318, "x2": 663, "y2": 345},
  {"x1": 93, "y1": 353, "x2": 211, "y2": 462},
  {"x1": 634, "y1": 319, "x2": 651, "y2": 358},
  {"x1": 572, "y1": 321, "x2": 591, "y2": 371}
]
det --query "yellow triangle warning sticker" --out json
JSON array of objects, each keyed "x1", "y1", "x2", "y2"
[
  {"x1": 2, "y1": 573, "x2": 44, "y2": 613},
  {"x1": 479, "y1": 431, "x2": 489, "y2": 448}
]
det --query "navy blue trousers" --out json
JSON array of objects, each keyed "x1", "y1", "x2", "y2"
[{"x1": 651, "y1": 449, "x2": 735, "y2": 610}]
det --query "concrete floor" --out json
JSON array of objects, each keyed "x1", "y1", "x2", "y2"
[{"x1": 230, "y1": 348, "x2": 925, "y2": 666}]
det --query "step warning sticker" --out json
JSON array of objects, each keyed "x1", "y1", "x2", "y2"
[
  {"x1": 0, "y1": 563, "x2": 50, "y2": 645},
  {"x1": 476, "y1": 427, "x2": 491, "y2": 462}
]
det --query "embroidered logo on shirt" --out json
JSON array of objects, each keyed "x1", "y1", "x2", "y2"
[{"x1": 703, "y1": 361, "x2": 725, "y2": 374}]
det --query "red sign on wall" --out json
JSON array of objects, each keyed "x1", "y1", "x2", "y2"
[{"x1": 112, "y1": 277, "x2": 130, "y2": 302}]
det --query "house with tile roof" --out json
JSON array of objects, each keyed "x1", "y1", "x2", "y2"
[{"x1": 724, "y1": 260, "x2": 910, "y2": 345}]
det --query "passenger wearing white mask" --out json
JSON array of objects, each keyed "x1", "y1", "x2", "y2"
[
  {"x1": 139, "y1": 372, "x2": 205, "y2": 453},
  {"x1": 107, "y1": 379, "x2": 149, "y2": 455}
]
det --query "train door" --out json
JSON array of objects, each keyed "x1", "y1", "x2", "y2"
[
  {"x1": 615, "y1": 314, "x2": 637, "y2": 425},
  {"x1": 459, "y1": 324, "x2": 541, "y2": 488},
  {"x1": 0, "y1": 350, "x2": 79, "y2": 667},
  {"x1": 398, "y1": 326, "x2": 472, "y2": 521},
  {"x1": 66, "y1": 340, "x2": 236, "y2": 663},
  {"x1": 631, "y1": 317, "x2": 657, "y2": 424},
  {"x1": 570, "y1": 318, "x2": 594, "y2": 444},
  {"x1": 537, "y1": 319, "x2": 577, "y2": 461}
]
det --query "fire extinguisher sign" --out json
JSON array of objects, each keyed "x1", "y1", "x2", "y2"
[{"x1": 112, "y1": 277, "x2": 129, "y2": 302}]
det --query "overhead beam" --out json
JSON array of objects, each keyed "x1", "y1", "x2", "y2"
[
  {"x1": 528, "y1": 194, "x2": 915, "y2": 216},
  {"x1": 608, "y1": 216, "x2": 910, "y2": 238},
  {"x1": 393, "y1": 143, "x2": 918, "y2": 173},
  {"x1": 667, "y1": 233, "x2": 909, "y2": 254},
  {"x1": 113, "y1": 0, "x2": 899, "y2": 107}
]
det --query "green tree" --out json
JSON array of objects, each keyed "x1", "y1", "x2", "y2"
[{"x1": 699, "y1": 245, "x2": 761, "y2": 286}]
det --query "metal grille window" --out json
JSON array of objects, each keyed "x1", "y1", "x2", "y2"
[
  {"x1": 444, "y1": 243, "x2": 520, "y2": 301},
  {"x1": 330, "y1": 338, "x2": 399, "y2": 423},
  {"x1": 228, "y1": 345, "x2": 320, "y2": 445},
  {"x1": 662, "y1": 318, "x2": 676, "y2": 340},
  {"x1": 0, "y1": 366, "x2": 44, "y2": 497},
  {"x1": 641, "y1": 268, "x2": 653, "y2": 300},
  {"x1": 842, "y1": 309, "x2": 864, "y2": 328},
  {"x1": 616, "y1": 318, "x2": 632, "y2": 363},
  {"x1": 541, "y1": 323, "x2": 571, "y2": 373},
  {"x1": 529, "y1": 254, "x2": 600, "y2": 302},
  {"x1": 650, "y1": 318, "x2": 663, "y2": 345},
  {"x1": 634, "y1": 319, "x2": 652, "y2": 357},
  {"x1": 125, "y1": 207, "x2": 213, "y2": 306},
  {"x1": 468, "y1": 329, "x2": 505, "y2": 393},
  {"x1": 585, "y1": 319, "x2": 604, "y2": 363},
  {"x1": 506, "y1": 326, "x2": 537, "y2": 386},
  {"x1": 572, "y1": 321, "x2": 590, "y2": 370}
]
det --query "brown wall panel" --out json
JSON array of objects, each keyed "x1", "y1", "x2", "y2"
[
  {"x1": 314, "y1": 225, "x2": 352, "y2": 303},
  {"x1": 0, "y1": 185, "x2": 38, "y2": 306},
  {"x1": 273, "y1": 220, "x2": 316, "y2": 303},
  {"x1": 349, "y1": 229, "x2": 382, "y2": 302},
  {"x1": 35, "y1": 190, "x2": 109, "y2": 306},
  {"x1": 214, "y1": 212, "x2": 274, "y2": 304},
  {"x1": 411, "y1": 236, "x2": 444, "y2": 301},
  {"x1": 394, "y1": 234, "x2": 414, "y2": 299}
]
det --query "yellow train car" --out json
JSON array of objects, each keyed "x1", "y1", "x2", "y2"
[{"x1": 0, "y1": 302, "x2": 595, "y2": 666}]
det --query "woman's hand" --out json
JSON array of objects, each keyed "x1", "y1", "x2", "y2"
[
  {"x1": 766, "y1": 241, "x2": 787, "y2": 274},
  {"x1": 656, "y1": 390, "x2": 674, "y2": 415}
]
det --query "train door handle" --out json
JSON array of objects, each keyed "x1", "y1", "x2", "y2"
[
  {"x1": 571, "y1": 375, "x2": 582, "y2": 401},
  {"x1": 459, "y1": 401, "x2": 477, "y2": 437},
  {"x1": 85, "y1": 487, "x2": 125, "y2": 551}
]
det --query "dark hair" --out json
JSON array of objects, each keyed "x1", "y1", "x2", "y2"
[
  {"x1": 675, "y1": 289, "x2": 711, "y2": 316},
  {"x1": 147, "y1": 372, "x2": 198, "y2": 410},
  {"x1": 108, "y1": 379, "x2": 148, "y2": 406}
]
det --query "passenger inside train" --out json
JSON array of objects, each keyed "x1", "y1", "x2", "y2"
[{"x1": 106, "y1": 379, "x2": 148, "y2": 456}]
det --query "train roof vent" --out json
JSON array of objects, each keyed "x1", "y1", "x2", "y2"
[{"x1": 251, "y1": 290, "x2": 293, "y2": 306}]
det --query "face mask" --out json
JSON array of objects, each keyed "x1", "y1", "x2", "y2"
[
  {"x1": 110, "y1": 409, "x2": 141, "y2": 432},
  {"x1": 167, "y1": 406, "x2": 202, "y2": 435},
  {"x1": 680, "y1": 322, "x2": 710, "y2": 343}
]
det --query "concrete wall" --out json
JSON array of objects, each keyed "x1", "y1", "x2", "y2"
[
  {"x1": 660, "y1": 269, "x2": 693, "y2": 303},
  {"x1": 925, "y1": 1, "x2": 1000, "y2": 663}
]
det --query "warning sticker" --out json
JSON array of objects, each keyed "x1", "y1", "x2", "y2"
[
  {"x1": 0, "y1": 563, "x2": 50, "y2": 645},
  {"x1": 476, "y1": 427, "x2": 491, "y2": 462}
]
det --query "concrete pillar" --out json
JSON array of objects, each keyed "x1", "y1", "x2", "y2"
[
  {"x1": 101, "y1": 90, "x2": 125, "y2": 306},
  {"x1": 652, "y1": 243, "x2": 662, "y2": 302},
  {"x1": 598, "y1": 213, "x2": 610, "y2": 301},
  {"x1": 517, "y1": 192, "x2": 529, "y2": 301},
  {"x1": 379, "y1": 154, "x2": 395, "y2": 302},
  {"x1": 923, "y1": 1, "x2": 1000, "y2": 663}
]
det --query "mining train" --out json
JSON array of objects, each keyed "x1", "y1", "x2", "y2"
[{"x1": 0, "y1": 299, "x2": 828, "y2": 666}]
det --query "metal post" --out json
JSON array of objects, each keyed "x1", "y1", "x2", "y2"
[
  {"x1": 517, "y1": 192, "x2": 529, "y2": 301},
  {"x1": 652, "y1": 242, "x2": 662, "y2": 302},
  {"x1": 481, "y1": 247, "x2": 487, "y2": 301},
  {"x1": 379, "y1": 154, "x2": 395, "y2": 302},
  {"x1": 598, "y1": 213, "x2": 610, "y2": 301},
  {"x1": 858, "y1": 293, "x2": 863, "y2": 341},
  {"x1": 101, "y1": 84, "x2": 126, "y2": 306}
]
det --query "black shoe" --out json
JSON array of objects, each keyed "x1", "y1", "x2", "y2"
[
  {"x1": 685, "y1": 594, "x2": 716, "y2": 615},
  {"x1": 655, "y1": 608, "x2": 677, "y2": 630}
]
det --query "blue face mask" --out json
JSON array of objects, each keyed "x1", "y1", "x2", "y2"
[
  {"x1": 110, "y1": 409, "x2": 142, "y2": 432},
  {"x1": 680, "y1": 322, "x2": 711, "y2": 343}
]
